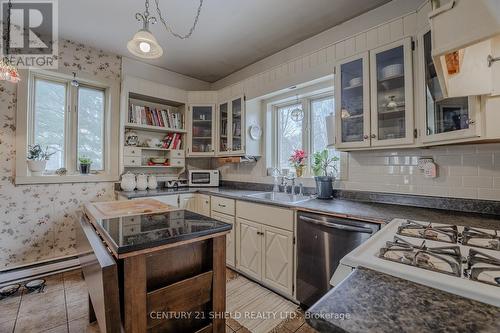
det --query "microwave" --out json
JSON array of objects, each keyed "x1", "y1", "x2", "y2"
[{"x1": 188, "y1": 170, "x2": 220, "y2": 187}]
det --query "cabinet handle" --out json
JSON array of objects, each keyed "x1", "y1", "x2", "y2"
[
  {"x1": 256, "y1": 231, "x2": 264, "y2": 236},
  {"x1": 218, "y1": 204, "x2": 226, "y2": 208},
  {"x1": 205, "y1": 201, "x2": 209, "y2": 204},
  {"x1": 466, "y1": 118, "x2": 475, "y2": 125},
  {"x1": 371, "y1": 134, "x2": 376, "y2": 139},
  {"x1": 363, "y1": 135, "x2": 369, "y2": 140}
]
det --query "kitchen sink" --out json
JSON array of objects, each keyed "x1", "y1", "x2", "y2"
[{"x1": 244, "y1": 192, "x2": 313, "y2": 204}]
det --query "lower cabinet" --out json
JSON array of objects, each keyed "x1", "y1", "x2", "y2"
[
  {"x1": 179, "y1": 193, "x2": 197, "y2": 211},
  {"x1": 153, "y1": 195, "x2": 179, "y2": 207},
  {"x1": 211, "y1": 211, "x2": 236, "y2": 268},
  {"x1": 235, "y1": 201, "x2": 295, "y2": 297},
  {"x1": 197, "y1": 194, "x2": 211, "y2": 217}
]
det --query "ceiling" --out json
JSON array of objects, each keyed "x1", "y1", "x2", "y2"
[{"x1": 58, "y1": 0, "x2": 391, "y2": 82}]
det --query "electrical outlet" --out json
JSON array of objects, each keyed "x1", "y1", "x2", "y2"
[{"x1": 418, "y1": 157, "x2": 434, "y2": 170}]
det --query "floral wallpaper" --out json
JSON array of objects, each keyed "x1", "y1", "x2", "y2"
[{"x1": 0, "y1": 40, "x2": 121, "y2": 269}]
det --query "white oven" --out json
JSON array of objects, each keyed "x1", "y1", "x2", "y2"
[{"x1": 188, "y1": 170, "x2": 219, "y2": 187}]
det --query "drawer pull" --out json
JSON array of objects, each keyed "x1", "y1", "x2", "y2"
[{"x1": 218, "y1": 204, "x2": 226, "y2": 208}]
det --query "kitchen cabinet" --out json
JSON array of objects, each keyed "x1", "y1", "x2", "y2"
[
  {"x1": 419, "y1": 29, "x2": 481, "y2": 143},
  {"x1": 179, "y1": 193, "x2": 197, "y2": 211},
  {"x1": 370, "y1": 38, "x2": 414, "y2": 146},
  {"x1": 334, "y1": 38, "x2": 414, "y2": 150},
  {"x1": 153, "y1": 195, "x2": 179, "y2": 207},
  {"x1": 197, "y1": 194, "x2": 211, "y2": 217},
  {"x1": 212, "y1": 211, "x2": 236, "y2": 268},
  {"x1": 335, "y1": 53, "x2": 371, "y2": 149},
  {"x1": 236, "y1": 217, "x2": 263, "y2": 281},
  {"x1": 187, "y1": 104, "x2": 216, "y2": 157},
  {"x1": 217, "y1": 96, "x2": 245, "y2": 156}
]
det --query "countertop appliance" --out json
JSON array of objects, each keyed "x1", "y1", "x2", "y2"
[
  {"x1": 333, "y1": 219, "x2": 500, "y2": 307},
  {"x1": 296, "y1": 211, "x2": 380, "y2": 308},
  {"x1": 188, "y1": 170, "x2": 219, "y2": 187}
]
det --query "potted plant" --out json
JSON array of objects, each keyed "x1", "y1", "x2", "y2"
[
  {"x1": 289, "y1": 149, "x2": 307, "y2": 177},
  {"x1": 312, "y1": 149, "x2": 339, "y2": 199},
  {"x1": 78, "y1": 156, "x2": 92, "y2": 174},
  {"x1": 27, "y1": 144, "x2": 55, "y2": 176}
]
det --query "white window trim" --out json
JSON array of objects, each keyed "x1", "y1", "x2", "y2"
[
  {"x1": 15, "y1": 69, "x2": 120, "y2": 185},
  {"x1": 270, "y1": 90, "x2": 348, "y2": 180}
]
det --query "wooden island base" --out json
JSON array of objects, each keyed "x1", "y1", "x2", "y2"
[{"x1": 123, "y1": 236, "x2": 227, "y2": 333}]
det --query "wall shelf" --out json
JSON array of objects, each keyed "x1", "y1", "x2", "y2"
[{"x1": 125, "y1": 123, "x2": 187, "y2": 133}]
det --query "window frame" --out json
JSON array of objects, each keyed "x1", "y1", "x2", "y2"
[
  {"x1": 15, "y1": 69, "x2": 120, "y2": 184},
  {"x1": 272, "y1": 91, "x2": 339, "y2": 177}
]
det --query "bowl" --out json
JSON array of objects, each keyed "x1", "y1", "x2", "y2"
[
  {"x1": 348, "y1": 77, "x2": 362, "y2": 87},
  {"x1": 150, "y1": 157, "x2": 167, "y2": 164},
  {"x1": 381, "y1": 64, "x2": 403, "y2": 79}
]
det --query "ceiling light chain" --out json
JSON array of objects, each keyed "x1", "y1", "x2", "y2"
[{"x1": 153, "y1": 0, "x2": 204, "y2": 40}]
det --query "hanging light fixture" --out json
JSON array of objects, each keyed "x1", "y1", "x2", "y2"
[
  {"x1": 127, "y1": 0, "x2": 204, "y2": 59},
  {"x1": 290, "y1": 95, "x2": 304, "y2": 122},
  {"x1": 0, "y1": 0, "x2": 20, "y2": 83}
]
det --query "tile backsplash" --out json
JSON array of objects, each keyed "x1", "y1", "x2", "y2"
[{"x1": 217, "y1": 143, "x2": 500, "y2": 201}]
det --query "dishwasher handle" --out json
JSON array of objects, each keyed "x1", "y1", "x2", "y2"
[{"x1": 299, "y1": 215, "x2": 374, "y2": 234}]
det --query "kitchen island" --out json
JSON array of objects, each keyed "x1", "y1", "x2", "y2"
[{"x1": 77, "y1": 200, "x2": 232, "y2": 333}]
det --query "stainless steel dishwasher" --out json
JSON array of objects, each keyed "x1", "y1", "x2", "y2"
[{"x1": 296, "y1": 211, "x2": 380, "y2": 308}]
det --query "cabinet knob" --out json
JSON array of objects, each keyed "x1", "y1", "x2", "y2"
[
  {"x1": 466, "y1": 118, "x2": 475, "y2": 125},
  {"x1": 363, "y1": 135, "x2": 369, "y2": 140},
  {"x1": 371, "y1": 134, "x2": 376, "y2": 139}
]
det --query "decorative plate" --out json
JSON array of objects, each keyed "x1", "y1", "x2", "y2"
[{"x1": 249, "y1": 124, "x2": 262, "y2": 140}]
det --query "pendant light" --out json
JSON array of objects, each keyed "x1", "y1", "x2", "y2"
[
  {"x1": 0, "y1": 0, "x2": 20, "y2": 83},
  {"x1": 127, "y1": 0, "x2": 204, "y2": 60},
  {"x1": 127, "y1": 0, "x2": 163, "y2": 59},
  {"x1": 290, "y1": 95, "x2": 304, "y2": 122}
]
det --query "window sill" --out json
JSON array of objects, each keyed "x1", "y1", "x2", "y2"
[{"x1": 15, "y1": 173, "x2": 119, "y2": 185}]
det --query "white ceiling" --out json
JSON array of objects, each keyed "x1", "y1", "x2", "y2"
[{"x1": 58, "y1": 0, "x2": 391, "y2": 82}]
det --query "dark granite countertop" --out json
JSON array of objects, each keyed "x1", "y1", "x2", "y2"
[
  {"x1": 90, "y1": 210, "x2": 232, "y2": 256},
  {"x1": 306, "y1": 267, "x2": 500, "y2": 333},
  {"x1": 117, "y1": 187, "x2": 500, "y2": 230}
]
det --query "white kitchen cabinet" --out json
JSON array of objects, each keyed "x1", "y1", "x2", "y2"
[
  {"x1": 216, "y1": 96, "x2": 245, "y2": 156},
  {"x1": 418, "y1": 29, "x2": 481, "y2": 144},
  {"x1": 197, "y1": 194, "x2": 211, "y2": 217},
  {"x1": 212, "y1": 211, "x2": 236, "y2": 268},
  {"x1": 236, "y1": 217, "x2": 263, "y2": 281},
  {"x1": 153, "y1": 195, "x2": 179, "y2": 207},
  {"x1": 261, "y1": 224, "x2": 294, "y2": 295},
  {"x1": 335, "y1": 52, "x2": 371, "y2": 149},
  {"x1": 179, "y1": 193, "x2": 197, "y2": 211},
  {"x1": 186, "y1": 104, "x2": 216, "y2": 157},
  {"x1": 370, "y1": 38, "x2": 414, "y2": 147}
]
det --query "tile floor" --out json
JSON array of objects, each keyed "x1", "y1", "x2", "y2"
[{"x1": 0, "y1": 269, "x2": 318, "y2": 333}]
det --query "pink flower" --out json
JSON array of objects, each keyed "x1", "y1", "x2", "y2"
[{"x1": 289, "y1": 149, "x2": 307, "y2": 168}]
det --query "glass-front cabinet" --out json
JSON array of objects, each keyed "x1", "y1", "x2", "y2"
[
  {"x1": 187, "y1": 104, "x2": 216, "y2": 156},
  {"x1": 217, "y1": 96, "x2": 245, "y2": 156},
  {"x1": 370, "y1": 38, "x2": 414, "y2": 146},
  {"x1": 420, "y1": 30, "x2": 479, "y2": 143},
  {"x1": 335, "y1": 53, "x2": 371, "y2": 149}
]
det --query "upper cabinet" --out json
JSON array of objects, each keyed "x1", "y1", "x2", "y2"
[
  {"x1": 187, "y1": 104, "x2": 216, "y2": 157},
  {"x1": 370, "y1": 38, "x2": 414, "y2": 146},
  {"x1": 335, "y1": 38, "x2": 414, "y2": 150},
  {"x1": 419, "y1": 29, "x2": 481, "y2": 143},
  {"x1": 217, "y1": 96, "x2": 245, "y2": 156}
]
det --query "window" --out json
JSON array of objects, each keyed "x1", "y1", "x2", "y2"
[{"x1": 273, "y1": 93, "x2": 340, "y2": 176}]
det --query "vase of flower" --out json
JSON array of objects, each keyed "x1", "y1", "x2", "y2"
[
  {"x1": 27, "y1": 145, "x2": 55, "y2": 176},
  {"x1": 312, "y1": 149, "x2": 339, "y2": 199},
  {"x1": 289, "y1": 149, "x2": 307, "y2": 178}
]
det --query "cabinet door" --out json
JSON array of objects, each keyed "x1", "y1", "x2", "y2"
[
  {"x1": 236, "y1": 218, "x2": 262, "y2": 280},
  {"x1": 335, "y1": 53, "x2": 371, "y2": 149},
  {"x1": 217, "y1": 101, "x2": 231, "y2": 155},
  {"x1": 153, "y1": 195, "x2": 179, "y2": 207},
  {"x1": 212, "y1": 212, "x2": 236, "y2": 268},
  {"x1": 370, "y1": 38, "x2": 414, "y2": 146},
  {"x1": 420, "y1": 30, "x2": 480, "y2": 143},
  {"x1": 261, "y1": 225, "x2": 294, "y2": 296},
  {"x1": 187, "y1": 104, "x2": 215, "y2": 157},
  {"x1": 197, "y1": 194, "x2": 211, "y2": 217},
  {"x1": 230, "y1": 96, "x2": 245, "y2": 155},
  {"x1": 179, "y1": 194, "x2": 197, "y2": 212}
]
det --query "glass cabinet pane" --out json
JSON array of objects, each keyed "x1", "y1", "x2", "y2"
[
  {"x1": 191, "y1": 106, "x2": 213, "y2": 153},
  {"x1": 424, "y1": 31, "x2": 470, "y2": 135},
  {"x1": 375, "y1": 45, "x2": 406, "y2": 140},
  {"x1": 340, "y1": 58, "x2": 365, "y2": 143},
  {"x1": 219, "y1": 102, "x2": 228, "y2": 152},
  {"x1": 231, "y1": 98, "x2": 242, "y2": 151}
]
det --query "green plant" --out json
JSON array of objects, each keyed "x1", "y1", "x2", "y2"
[
  {"x1": 27, "y1": 144, "x2": 55, "y2": 160},
  {"x1": 312, "y1": 149, "x2": 339, "y2": 177},
  {"x1": 78, "y1": 156, "x2": 92, "y2": 165}
]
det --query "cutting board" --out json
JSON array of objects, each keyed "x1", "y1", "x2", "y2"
[{"x1": 85, "y1": 198, "x2": 178, "y2": 221}]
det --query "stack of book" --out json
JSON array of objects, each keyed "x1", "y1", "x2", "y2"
[
  {"x1": 128, "y1": 104, "x2": 183, "y2": 129},
  {"x1": 162, "y1": 133, "x2": 182, "y2": 150}
]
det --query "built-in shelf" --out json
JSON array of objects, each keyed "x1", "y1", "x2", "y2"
[
  {"x1": 125, "y1": 123, "x2": 187, "y2": 133},
  {"x1": 129, "y1": 147, "x2": 181, "y2": 152},
  {"x1": 127, "y1": 165, "x2": 184, "y2": 168}
]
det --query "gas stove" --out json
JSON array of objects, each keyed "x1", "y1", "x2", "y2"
[{"x1": 336, "y1": 219, "x2": 500, "y2": 307}]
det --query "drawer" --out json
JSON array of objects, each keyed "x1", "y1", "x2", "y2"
[
  {"x1": 211, "y1": 196, "x2": 235, "y2": 216},
  {"x1": 170, "y1": 158, "x2": 185, "y2": 167},
  {"x1": 211, "y1": 211, "x2": 235, "y2": 224},
  {"x1": 236, "y1": 201, "x2": 293, "y2": 231},
  {"x1": 124, "y1": 156, "x2": 141, "y2": 167},
  {"x1": 124, "y1": 146, "x2": 141, "y2": 156},
  {"x1": 169, "y1": 150, "x2": 185, "y2": 158}
]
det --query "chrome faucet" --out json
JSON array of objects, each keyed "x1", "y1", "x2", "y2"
[
  {"x1": 284, "y1": 175, "x2": 296, "y2": 194},
  {"x1": 271, "y1": 168, "x2": 282, "y2": 192}
]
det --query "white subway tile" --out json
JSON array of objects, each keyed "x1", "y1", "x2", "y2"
[
  {"x1": 462, "y1": 176, "x2": 493, "y2": 188},
  {"x1": 449, "y1": 165, "x2": 478, "y2": 176},
  {"x1": 447, "y1": 187, "x2": 478, "y2": 199},
  {"x1": 477, "y1": 188, "x2": 500, "y2": 201},
  {"x1": 494, "y1": 177, "x2": 500, "y2": 188}
]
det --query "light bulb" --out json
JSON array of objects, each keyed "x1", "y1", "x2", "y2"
[{"x1": 139, "y1": 42, "x2": 151, "y2": 53}]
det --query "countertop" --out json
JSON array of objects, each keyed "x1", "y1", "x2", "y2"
[
  {"x1": 306, "y1": 267, "x2": 500, "y2": 333},
  {"x1": 89, "y1": 210, "x2": 232, "y2": 256},
  {"x1": 117, "y1": 187, "x2": 500, "y2": 229}
]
